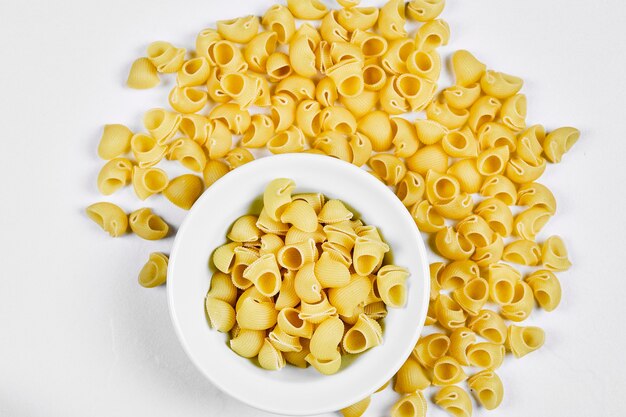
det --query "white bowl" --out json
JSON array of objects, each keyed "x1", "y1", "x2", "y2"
[{"x1": 167, "y1": 154, "x2": 430, "y2": 416}]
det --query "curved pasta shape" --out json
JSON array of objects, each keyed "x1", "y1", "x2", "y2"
[
  {"x1": 380, "y1": 76, "x2": 410, "y2": 115},
  {"x1": 452, "y1": 277, "x2": 489, "y2": 316},
  {"x1": 457, "y1": 215, "x2": 492, "y2": 247},
  {"x1": 448, "y1": 327, "x2": 476, "y2": 366},
  {"x1": 236, "y1": 286, "x2": 271, "y2": 312},
  {"x1": 177, "y1": 57, "x2": 210, "y2": 87},
  {"x1": 377, "y1": 0, "x2": 407, "y2": 40},
  {"x1": 305, "y1": 351, "x2": 341, "y2": 375},
  {"x1": 381, "y1": 38, "x2": 414, "y2": 75},
  {"x1": 262, "y1": 5, "x2": 296, "y2": 44},
  {"x1": 278, "y1": 238, "x2": 318, "y2": 271},
  {"x1": 263, "y1": 178, "x2": 296, "y2": 223},
  {"x1": 179, "y1": 114, "x2": 209, "y2": 146},
  {"x1": 468, "y1": 370, "x2": 504, "y2": 410},
  {"x1": 346, "y1": 132, "x2": 371, "y2": 167},
  {"x1": 443, "y1": 83, "x2": 481, "y2": 109},
  {"x1": 500, "y1": 280, "x2": 534, "y2": 322},
  {"x1": 513, "y1": 206, "x2": 552, "y2": 240},
  {"x1": 139, "y1": 252, "x2": 168, "y2": 288},
  {"x1": 268, "y1": 326, "x2": 302, "y2": 353},
  {"x1": 432, "y1": 355, "x2": 467, "y2": 386},
  {"x1": 472, "y1": 232, "x2": 504, "y2": 267},
  {"x1": 97, "y1": 158, "x2": 133, "y2": 195},
  {"x1": 277, "y1": 307, "x2": 313, "y2": 339},
  {"x1": 295, "y1": 100, "x2": 322, "y2": 138},
  {"x1": 231, "y1": 246, "x2": 259, "y2": 289},
  {"x1": 130, "y1": 133, "x2": 165, "y2": 168},
  {"x1": 212, "y1": 242, "x2": 241, "y2": 274},
  {"x1": 230, "y1": 328, "x2": 266, "y2": 358},
  {"x1": 244, "y1": 31, "x2": 277, "y2": 73},
  {"x1": 310, "y1": 316, "x2": 344, "y2": 360},
  {"x1": 368, "y1": 154, "x2": 407, "y2": 186},
  {"x1": 280, "y1": 200, "x2": 318, "y2": 233},
  {"x1": 435, "y1": 294, "x2": 467, "y2": 331},
  {"x1": 480, "y1": 174, "x2": 517, "y2": 205},
  {"x1": 217, "y1": 15, "x2": 259, "y2": 44},
  {"x1": 322, "y1": 242, "x2": 352, "y2": 268},
  {"x1": 210, "y1": 40, "x2": 247, "y2": 73},
  {"x1": 320, "y1": 10, "x2": 349, "y2": 43},
  {"x1": 311, "y1": 81, "x2": 336, "y2": 114},
  {"x1": 299, "y1": 292, "x2": 337, "y2": 324},
  {"x1": 207, "y1": 271, "x2": 238, "y2": 305},
  {"x1": 274, "y1": 270, "x2": 299, "y2": 310},
  {"x1": 317, "y1": 199, "x2": 352, "y2": 224},
  {"x1": 481, "y1": 70, "x2": 523, "y2": 99},
  {"x1": 434, "y1": 385, "x2": 472, "y2": 417},
  {"x1": 410, "y1": 200, "x2": 446, "y2": 232},
  {"x1": 340, "y1": 396, "x2": 371, "y2": 417},
  {"x1": 225, "y1": 147, "x2": 254, "y2": 170},
  {"x1": 452, "y1": 49, "x2": 486, "y2": 87},
  {"x1": 239, "y1": 115, "x2": 273, "y2": 148},
  {"x1": 251, "y1": 73, "x2": 271, "y2": 109},
  {"x1": 376, "y1": 265, "x2": 409, "y2": 308},
  {"x1": 288, "y1": 35, "x2": 317, "y2": 78},
  {"x1": 294, "y1": 263, "x2": 322, "y2": 303},
  {"x1": 351, "y1": 30, "x2": 388, "y2": 60},
  {"x1": 468, "y1": 96, "x2": 501, "y2": 132},
  {"x1": 517, "y1": 182, "x2": 557, "y2": 214},
  {"x1": 146, "y1": 41, "x2": 186, "y2": 73},
  {"x1": 442, "y1": 127, "x2": 478, "y2": 158},
  {"x1": 476, "y1": 145, "x2": 509, "y2": 176},
  {"x1": 503, "y1": 239, "x2": 542, "y2": 266},
  {"x1": 500, "y1": 94, "x2": 527, "y2": 131},
  {"x1": 276, "y1": 75, "x2": 317, "y2": 102},
  {"x1": 287, "y1": 0, "x2": 327, "y2": 19},
  {"x1": 163, "y1": 174, "x2": 204, "y2": 210},
  {"x1": 86, "y1": 202, "x2": 128, "y2": 237},
  {"x1": 516, "y1": 123, "x2": 545, "y2": 159},
  {"x1": 266, "y1": 52, "x2": 292, "y2": 81},
  {"x1": 432, "y1": 193, "x2": 474, "y2": 220},
  {"x1": 407, "y1": 0, "x2": 445, "y2": 21},
  {"x1": 343, "y1": 313, "x2": 383, "y2": 354},
  {"x1": 315, "y1": 252, "x2": 351, "y2": 288},
  {"x1": 425, "y1": 170, "x2": 461, "y2": 204},
  {"x1": 271, "y1": 93, "x2": 296, "y2": 132},
  {"x1": 340, "y1": 90, "x2": 379, "y2": 120},
  {"x1": 353, "y1": 237, "x2": 390, "y2": 276},
  {"x1": 447, "y1": 158, "x2": 483, "y2": 194},
  {"x1": 427, "y1": 98, "x2": 470, "y2": 130},
  {"x1": 324, "y1": 220, "x2": 357, "y2": 249},
  {"x1": 467, "y1": 342, "x2": 505, "y2": 369},
  {"x1": 389, "y1": 118, "x2": 418, "y2": 159},
  {"x1": 425, "y1": 300, "x2": 438, "y2": 326},
  {"x1": 127, "y1": 57, "x2": 160, "y2": 89},
  {"x1": 487, "y1": 262, "x2": 521, "y2": 305},
  {"x1": 397, "y1": 171, "x2": 425, "y2": 207},
  {"x1": 467, "y1": 309, "x2": 507, "y2": 344},
  {"x1": 356, "y1": 111, "x2": 392, "y2": 152},
  {"x1": 541, "y1": 235, "x2": 572, "y2": 271},
  {"x1": 313, "y1": 132, "x2": 352, "y2": 162},
  {"x1": 543, "y1": 126, "x2": 580, "y2": 163},
  {"x1": 205, "y1": 297, "x2": 236, "y2": 332},
  {"x1": 236, "y1": 297, "x2": 278, "y2": 330},
  {"x1": 210, "y1": 103, "x2": 251, "y2": 135},
  {"x1": 506, "y1": 156, "x2": 547, "y2": 184},
  {"x1": 315, "y1": 41, "x2": 334, "y2": 74},
  {"x1": 257, "y1": 209, "x2": 289, "y2": 236},
  {"x1": 129, "y1": 208, "x2": 169, "y2": 240},
  {"x1": 202, "y1": 160, "x2": 230, "y2": 187},
  {"x1": 343, "y1": 303, "x2": 367, "y2": 324},
  {"x1": 435, "y1": 227, "x2": 475, "y2": 261},
  {"x1": 167, "y1": 138, "x2": 206, "y2": 172},
  {"x1": 206, "y1": 67, "x2": 230, "y2": 103},
  {"x1": 132, "y1": 167, "x2": 168, "y2": 200},
  {"x1": 413, "y1": 332, "x2": 450, "y2": 368},
  {"x1": 330, "y1": 41, "x2": 364, "y2": 64},
  {"x1": 320, "y1": 106, "x2": 357, "y2": 134},
  {"x1": 259, "y1": 233, "x2": 285, "y2": 257},
  {"x1": 328, "y1": 274, "x2": 370, "y2": 317},
  {"x1": 525, "y1": 269, "x2": 561, "y2": 312},
  {"x1": 415, "y1": 19, "x2": 450, "y2": 51},
  {"x1": 326, "y1": 59, "x2": 364, "y2": 98},
  {"x1": 438, "y1": 260, "x2": 479, "y2": 290},
  {"x1": 195, "y1": 28, "x2": 222, "y2": 63},
  {"x1": 143, "y1": 108, "x2": 181, "y2": 145},
  {"x1": 98, "y1": 124, "x2": 133, "y2": 160},
  {"x1": 293, "y1": 192, "x2": 325, "y2": 213},
  {"x1": 337, "y1": 7, "x2": 378, "y2": 32},
  {"x1": 477, "y1": 121, "x2": 516, "y2": 152},
  {"x1": 396, "y1": 74, "x2": 437, "y2": 112},
  {"x1": 406, "y1": 50, "x2": 441, "y2": 82},
  {"x1": 407, "y1": 145, "x2": 449, "y2": 177},
  {"x1": 219, "y1": 72, "x2": 258, "y2": 109},
  {"x1": 390, "y1": 392, "x2": 427, "y2": 417},
  {"x1": 243, "y1": 254, "x2": 282, "y2": 297},
  {"x1": 414, "y1": 119, "x2": 448, "y2": 145},
  {"x1": 474, "y1": 197, "x2": 513, "y2": 237},
  {"x1": 267, "y1": 125, "x2": 306, "y2": 154},
  {"x1": 506, "y1": 325, "x2": 545, "y2": 358},
  {"x1": 258, "y1": 338, "x2": 286, "y2": 370}
]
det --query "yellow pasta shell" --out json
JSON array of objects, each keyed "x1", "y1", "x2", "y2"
[
  {"x1": 434, "y1": 385, "x2": 472, "y2": 417},
  {"x1": 163, "y1": 174, "x2": 204, "y2": 210},
  {"x1": 506, "y1": 325, "x2": 545, "y2": 358},
  {"x1": 390, "y1": 392, "x2": 427, "y2": 417},
  {"x1": 467, "y1": 309, "x2": 507, "y2": 344},
  {"x1": 139, "y1": 252, "x2": 168, "y2": 288},
  {"x1": 98, "y1": 124, "x2": 133, "y2": 160},
  {"x1": 205, "y1": 297, "x2": 236, "y2": 333},
  {"x1": 468, "y1": 370, "x2": 504, "y2": 410},
  {"x1": 129, "y1": 207, "x2": 169, "y2": 240},
  {"x1": 394, "y1": 356, "x2": 431, "y2": 393},
  {"x1": 86, "y1": 202, "x2": 128, "y2": 238},
  {"x1": 340, "y1": 396, "x2": 371, "y2": 417},
  {"x1": 127, "y1": 57, "x2": 160, "y2": 89}
]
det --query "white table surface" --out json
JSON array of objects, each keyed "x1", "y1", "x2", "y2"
[{"x1": 1, "y1": 0, "x2": 625, "y2": 416}]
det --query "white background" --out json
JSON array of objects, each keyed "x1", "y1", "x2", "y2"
[{"x1": 1, "y1": 0, "x2": 625, "y2": 416}]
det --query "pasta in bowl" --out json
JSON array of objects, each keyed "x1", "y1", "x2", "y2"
[{"x1": 167, "y1": 154, "x2": 429, "y2": 415}]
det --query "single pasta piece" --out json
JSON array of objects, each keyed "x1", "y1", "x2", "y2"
[
  {"x1": 368, "y1": 154, "x2": 407, "y2": 186},
  {"x1": 267, "y1": 126, "x2": 306, "y2": 154},
  {"x1": 358, "y1": 111, "x2": 393, "y2": 152},
  {"x1": 131, "y1": 133, "x2": 165, "y2": 168},
  {"x1": 227, "y1": 215, "x2": 262, "y2": 243},
  {"x1": 481, "y1": 70, "x2": 524, "y2": 99},
  {"x1": 236, "y1": 297, "x2": 278, "y2": 330},
  {"x1": 98, "y1": 124, "x2": 133, "y2": 160},
  {"x1": 326, "y1": 58, "x2": 364, "y2": 98},
  {"x1": 258, "y1": 338, "x2": 286, "y2": 370},
  {"x1": 467, "y1": 342, "x2": 506, "y2": 369},
  {"x1": 275, "y1": 271, "x2": 300, "y2": 310},
  {"x1": 230, "y1": 327, "x2": 265, "y2": 358},
  {"x1": 474, "y1": 197, "x2": 513, "y2": 237},
  {"x1": 415, "y1": 19, "x2": 450, "y2": 51},
  {"x1": 432, "y1": 355, "x2": 467, "y2": 385},
  {"x1": 168, "y1": 86, "x2": 207, "y2": 114},
  {"x1": 452, "y1": 277, "x2": 489, "y2": 316},
  {"x1": 407, "y1": 145, "x2": 449, "y2": 176},
  {"x1": 438, "y1": 260, "x2": 479, "y2": 290},
  {"x1": 397, "y1": 171, "x2": 425, "y2": 207},
  {"x1": 328, "y1": 274, "x2": 371, "y2": 316},
  {"x1": 263, "y1": 4, "x2": 296, "y2": 44},
  {"x1": 97, "y1": 158, "x2": 133, "y2": 195},
  {"x1": 287, "y1": 0, "x2": 327, "y2": 19},
  {"x1": 243, "y1": 254, "x2": 282, "y2": 297},
  {"x1": 377, "y1": 265, "x2": 409, "y2": 308},
  {"x1": 285, "y1": 339, "x2": 310, "y2": 368},
  {"x1": 517, "y1": 182, "x2": 557, "y2": 214},
  {"x1": 195, "y1": 28, "x2": 221, "y2": 63},
  {"x1": 205, "y1": 296, "x2": 236, "y2": 333},
  {"x1": 468, "y1": 370, "x2": 504, "y2": 410},
  {"x1": 310, "y1": 315, "x2": 344, "y2": 360},
  {"x1": 435, "y1": 294, "x2": 466, "y2": 331},
  {"x1": 456, "y1": 215, "x2": 492, "y2": 247},
  {"x1": 478, "y1": 122, "x2": 517, "y2": 152},
  {"x1": 410, "y1": 200, "x2": 446, "y2": 233},
  {"x1": 447, "y1": 158, "x2": 482, "y2": 194},
  {"x1": 324, "y1": 220, "x2": 357, "y2": 250},
  {"x1": 394, "y1": 355, "x2": 431, "y2": 393},
  {"x1": 406, "y1": 49, "x2": 441, "y2": 81},
  {"x1": 513, "y1": 206, "x2": 552, "y2": 240},
  {"x1": 480, "y1": 174, "x2": 517, "y2": 205},
  {"x1": 167, "y1": 137, "x2": 206, "y2": 172},
  {"x1": 390, "y1": 392, "x2": 428, "y2": 417},
  {"x1": 203, "y1": 160, "x2": 230, "y2": 187},
  {"x1": 432, "y1": 193, "x2": 474, "y2": 220},
  {"x1": 506, "y1": 155, "x2": 547, "y2": 184},
  {"x1": 127, "y1": 57, "x2": 160, "y2": 89},
  {"x1": 442, "y1": 127, "x2": 478, "y2": 158},
  {"x1": 427, "y1": 98, "x2": 470, "y2": 130},
  {"x1": 277, "y1": 307, "x2": 313, "y2": 338},
  {"x1": 451, "y1": 49, "x2": 486, "y2": 87},
  {"x1": 305, "y1": 350, "x2": 341, "y2": 375},
  {"x1": 299, "y1": 292, "x2": 337, "y2": 324},
  {"x1": 279, "y1": 239, "x2": 318, "y2": 271},
  {"x1": 315, "y1": 252, "x2": 350, "y2": 288},
  {"x1": 206, "y1": 271, "x2": 238, "y2": 305},
  {"x1": 443, "y1": 83, "x2": 481, "y2": 109},
  {"x1": 500, "y1": 280, "x2": 535, "y2": 322},
  {"x1": 352, "y1": 30, "x2": 387, "y2": 60},
  {"x1": 177, "y1": 57, "x2": 210, "y2": 87},
  {"x1": 210, "y1": 103, "x2": 251, "y2": 135},
  {"x1": 217, "y1": 15, "x2": 259, "y2": 44},
  {"x1": 342, "y1": 314, "x2": 383, "y2": 354},
  {"x1": 503, "y1": 239, "x2": 542, "y2": 266},
  {"x1": 353, "y1": 237, "x2": 390, "y2": 276},
  {"x1": 257, "y1": 208, "x2": 289, "y2": 235},
  {"x1": 340, "y1": 396, "x2": 371, "y2": 417},
  {"x1": 525, "y1": 269, "x2": 561, "y2": 311},
  {"x1": 268, "y1": 327, "x2": 302, "y2": 353},
  {"x1": 434, "y1": 385, "x2": 472, "y2": 417},
  {"x1": 163, "y1": 174, "x2": 204, "y2": 210},
  {"x1": 378, "y1": 0, "x2": 407, "y2": 40},
  {"x1": 244, "y1": 32, "x2": 278, "y2": 73},
  {"x1": 487, "y1": 262, "x2": 521, "y2": 305},
  {"x1": 205, "y1": 120, "x2": 233, "y2": 160},
  {"x1": 391, "y1": 117, "x2": 420, "y2": 158},
  {"x1": 338, "y1": 8, "x2": 380, "y2": 32},
  {"x1": 86, "y1": 202, "x2": 128, "y2": 237},
  {"x1": 543, "y1": 127, "x2": 580, "y2": 163},
  {"x1": 448, "y1": 327, "x2": 476, "y2": 366},
  {"x1": 413, "y1": 332, "x2": 450, "y2": 368},
  {"x1": 231, "y1": 246, "x2": 259, "y2": 289},
  {"x1": 476, "y1": 145, "x2": 509, "y2": 176},
  {"x1": 143, "y1": 108, "x2": 181, "y2": 145},
  {"x1": 541, "y1": 235, "x2": 572, "y2": 271},
  {"x1": 407, "y1": 0, "x2": 445, "y2": 21},
  {"x1": 212, "y1": 242, "x2": 241, "y2": 274},
  {"x1": 414, "y1": 119, "x2": 448, "y2": 145},
  {"x1": 313, "y1": 132, "x2": 352, "y2": 161},
  {"x1": 146, "y1": 41, "x2": 186, "y2": 73},
  {"x1": 138, "y1": 252, "x2": 168, "y2": 288},
  {"x1": 129, "y1": 208, "x2": 169, "y2": 240},
  {"x1": 506, "y1": 325, "x2": 545, "y2": 358},
  {"x1": 500, "y1": 94, "x2": 527, "y2": 131},
  {"x1": 467, "y1": 309, "x2": 507, "y2": 344},
  {"x1": 435, "y1": 227, "x2": 475, "y2": 261}
]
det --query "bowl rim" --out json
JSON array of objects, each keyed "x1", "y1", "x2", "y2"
[{"x1": 167, "y1": 153, "x2": 430, "y2": 415}]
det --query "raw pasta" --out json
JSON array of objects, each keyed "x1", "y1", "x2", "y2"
[{"x1": 86, "y1": 202, "x2": 128, "y2": 237}]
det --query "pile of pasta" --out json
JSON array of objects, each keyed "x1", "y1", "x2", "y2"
[
  {"x1": 205, "y1": 178, "x2": 408, "y2": 374},
  {"x1": 86, "y1": 0, "x2": 579, "y2": 415}
]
